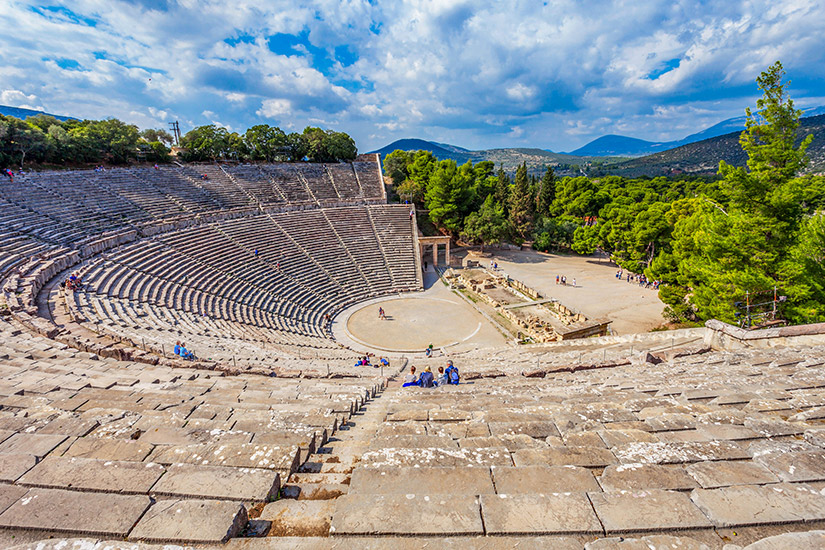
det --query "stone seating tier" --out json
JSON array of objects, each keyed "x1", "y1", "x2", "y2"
[{"x1": 0, "y1": 315, "x2": 383, "y2": 545}]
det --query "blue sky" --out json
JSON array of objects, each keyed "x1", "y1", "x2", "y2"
[{"x1": 2, "y1": 0, "x2": 824, "y2": 152}]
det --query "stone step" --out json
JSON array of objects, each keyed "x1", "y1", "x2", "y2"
[
  {"x1": 280, "y1": 482, "x2": 349, "y2": 500},
  {"x1": 259, "y1": 499, "x2": 334, "y2": 537},
  {"x1": 289, "y1": 472, "x2": 350, "y2": 485}
]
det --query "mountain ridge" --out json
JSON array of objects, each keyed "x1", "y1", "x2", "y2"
[
  {"x1": 567, "y1": 105, "x2": 825, "y2": 157},
  {"x1": 0, "y1": 105, "x2": 77, "y2": 122}
]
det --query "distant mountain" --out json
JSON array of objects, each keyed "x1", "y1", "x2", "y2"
[
  {"x1": 607, "y1": 113, "x2": 825, "y2": 177},
  {"x1": 0, "y1": 105, "x2": 76, "y2": 122},
  {"x1": 568, "y1": 106, "x2": 825, "y2": 157},
  {"x1": 368, "y1": 139, "x2": 627, "y2": 176},
  {"x1": 369, "y1": 138, "x2": 477, "y2": 164}
]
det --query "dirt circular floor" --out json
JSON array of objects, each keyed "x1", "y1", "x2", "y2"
[{"x1": 346, "y1": 296, "x2": 485, "y2": 352}]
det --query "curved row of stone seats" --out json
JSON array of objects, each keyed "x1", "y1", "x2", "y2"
[
  {"x1": 331, "y1": 347, "x2": 825, "y2": 545},
  {"x1": 69, "y1": 293, "x2": 357, "y2": 367},
  {"x1": 2, "y1": 159, "x2": 385, "y2": 245},
  {"x1": 352, "y1": 157, "x2": 385, "y2": 198},
  {"x1": 0, "y1": 315, "x2": 383, "y2": 544},
  {"x1": 172, "y1": 165, "x2": 256, "y2": 209},
  {"x1": 325, "y1": 163, "x2": 363, "y2": 199},
  {"x1": 367, "y1": 206, "x2": 420, "y2": 290},
  {"x1": 62, "y1": 204, "x2": 416, "y2": 361}
]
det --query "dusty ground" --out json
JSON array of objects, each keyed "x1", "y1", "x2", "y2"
[
  {"x1": 467, "y1": 248, "x2": 666, "y2": 335},
  {"x1": 343, "y1": 271, "x2": 507, "y2": 353}
]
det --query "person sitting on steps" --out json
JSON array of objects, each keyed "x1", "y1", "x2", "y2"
[
  {"x1": 435, "y1": 366, "x2": 448, "y2": 387},
  {"x1": 402, "y1": 366, "x2": 418, "y2": 387},
  {"x1": 419, "y1": 366, "x2": 435, "y2": 388}
]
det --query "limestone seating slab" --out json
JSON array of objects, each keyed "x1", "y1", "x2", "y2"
[
  {"x1": 63, "y1": 438, "x2": 154, "y2": 462},
  {"x1": 130, "y1": 498, "x2": 247, "y2": 543},
  {"x1": 150, "y1": 462, "x2": 280, "y2": 501},
  {"x1": 512, "y1": 446, "x2": 617, "y2": 469},
  {"x1": 0, "y1": 433, "x2": 68, "y2": 459},
  {"x1": 348, "y1": 467, "x2": 494, "y2": 495},
  {"x1": 690, "y1": 483, "x2": 825, "y2": 527},
  {"x1": 612, "y1": 441, "x2": 750, "y2": 465},
  {"x1": 0, "y1": 453, "x2": 37, "y2": 483},
  {"x1": 148, "y1": 443, "x2": 300, "y2": 474},
  {"x1": 0, "y1": 487, "x2": 151, "y2": 537},
  {"x1": 480, "y1": 493, "x2": 602, "y2": 535},
  {"x1": 589, "y1": 489, "x2": 713, "y2": 533},
  {"x1": 19, "y1": 456, "x2": 165, "y2": 494},
  {"x1": 330, "y1": 494, "x2": 484, "y2": 536},
  {"x1": 755, "y1": 450, "x2": 825, "y2": 483},
  {"x1": 359, "y1": 447, "x2": 513, "y2": 468},
  {"x1": 492, "y1": 464, "x2": 601, "y2": 493},
  {"x1": 686, "y1": 460, "x2": 780, "y2": 489},
  {"x1": 598, "y1": 463, "x2": 698, "y2": 492}
]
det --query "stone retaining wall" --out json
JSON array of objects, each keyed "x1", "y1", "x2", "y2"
[{"x1": 704, "y1": 319, "x2": 825, "y2": 350}]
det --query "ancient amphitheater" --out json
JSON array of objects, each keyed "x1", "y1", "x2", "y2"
[{"x1": 0, "y1": 156, "x2": 824, "y2": 549}]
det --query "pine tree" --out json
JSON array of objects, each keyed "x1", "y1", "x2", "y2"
[
  {"x1": 508, "y1": 162, "x2": 534, "y2": 240},
  {"x1": 660, "y1": 61, "x2": 816, "y2": 324}
]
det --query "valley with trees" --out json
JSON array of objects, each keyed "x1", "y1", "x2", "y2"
[{"x1": 385, "y1": 62, "x2": 825, "y2": 328}]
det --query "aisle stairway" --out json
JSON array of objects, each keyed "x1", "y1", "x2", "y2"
[{"x1": 249, "y1": 381, "x2": 399, "y2": 539}]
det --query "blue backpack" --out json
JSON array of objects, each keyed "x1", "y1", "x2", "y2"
[{"x1": 445, "y1": 365, "x2": 459, "y2": 384}]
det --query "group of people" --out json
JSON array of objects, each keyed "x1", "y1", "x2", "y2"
[
  {"x1": 173, "y1": 341, "x2": 195, "y2": 360},
  {"x1": 555, "y1": 275, "x2": 575, "y2": 287},
  {"x1": 354, "y1": 355, "x2": 390, "y2": 368},
  {"x1": 60, "y1": 272, "x2": 83, "y2": 291},
  {"x1": 402, "y1": 360, "x2": 460, "y2": 388},
  {"x1": 615, "y1": 270, "x2": 660, "y2": 290}
]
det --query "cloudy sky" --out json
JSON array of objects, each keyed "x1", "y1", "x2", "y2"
[{"x1": 2, "y1": 0, "x2": 824, "y2": 152}]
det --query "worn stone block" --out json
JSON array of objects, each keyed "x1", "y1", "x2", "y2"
[
  {"x1": 349, "y1": 466, "x2": 493, "y2": 495},
  {"x1": 590, "y1": 489, "x2": 712, "y2": 533},
  {"x1": 513, "y1": 446, "x2": 617, "y2": 468},
  {"x1": 63, "y1": 438, "x2": 154, "y2": 461},
  {"x1": 368, "y1": 434, "x2": 457, "y2": 450},
  {"x1": 19, "y1": 456, "x2": 165, "y2": 493},
  {"x1": 492, "y1": 465, "x2": 600, "y2": 493},
  {"x1": 690, "y1": 483, "x2": 825, "y2": 527},
  {"x1": 330, "y1": 494, "x2": 483, "y2": 535},
  {"x1": 0, "y1": 453, "x2": 37, "y2": 483},
  {"x1": 612, "y1": 441, "x2": 749, "y2": 464},
  {"x1": 360, "y1": 447, "x2": 512, "y2": 468},
  {"x1": 480, "y1": 493, "x2": 602, "y2": 535},
  {"x1": 756, "y1": 450, "x2": 825, "y2": 483},
  {"x1": 686, "y1": 460, "x2": 779, "y2": 489},
  {"x1": 149, "y1": 443, "x2": 300, "y2": 474},
  {"x1": 0, "y1": 487, "x2": 150, "y2": 537},
  {"x1": 130, "y1": 498, "x2": 247, "y2": 543},
  {"x1": 489, "y1": 421, "x2": 560, "y2": 439},
  {"x1": 151, "y1": 463, "x2": 279, "y2": 501},
  {"x1": 0, "y1": 433, "x2": 67, "y2": 459},
  {"x1": 599, "y1": 463, "x2": 698, "y2": 492}
]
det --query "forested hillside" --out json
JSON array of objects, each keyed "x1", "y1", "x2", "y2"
[
  {"x1": 385, "y1": 62, "x2": 825, "y2": 327},
  {"x1": 609, "y1": 114, "x2": 825, "y2": 177}
]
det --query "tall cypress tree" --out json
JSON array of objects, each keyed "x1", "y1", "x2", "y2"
[
  {"x1": 536, "y1": 166, "x2": 556, "y2": 220},
  {"x1": 494, "y1": 165, "x2": 511, "y2": 215},
  {"x1": 508, "y1": 162, "x2": 535, "y2": 240}
]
